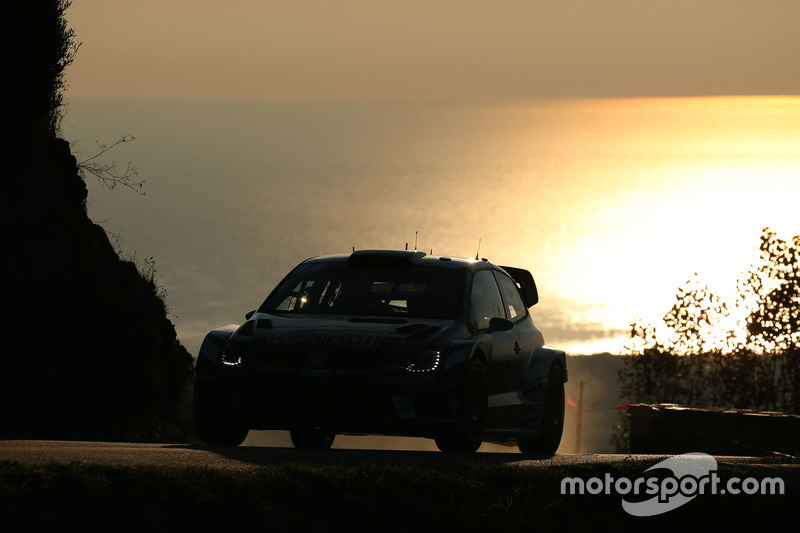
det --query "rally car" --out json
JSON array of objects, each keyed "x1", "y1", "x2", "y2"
[{"x1": 193, "y1": 249, "x2": 567, "y2": 453}]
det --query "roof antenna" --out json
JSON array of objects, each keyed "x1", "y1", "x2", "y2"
[
  {"x1": 405, "y1": 243, "x2": 408, "y2": 250},
  {"x1": 475, "y1": 238, "x2": 482, "y2": 260},
  {"x1": 414, "y1": 231, "x2": 418, "y2": 251}
]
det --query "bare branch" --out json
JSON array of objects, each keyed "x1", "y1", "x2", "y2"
[{"x1": 73, "y1": 135, "x2": 146, "y2": 195}]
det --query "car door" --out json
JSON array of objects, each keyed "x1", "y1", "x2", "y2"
[
  {"x1": 492, "y1": 270, "x2": 536, "y2": 425},
  {"x1": 469, "y1": 269, "x2": 520, "y2": 428}
]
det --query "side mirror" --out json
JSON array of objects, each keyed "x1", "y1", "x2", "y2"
[
  {"x1": 245, "y1": 310, "x2": 256, "y2": 320},
  {"x1": 488, "y1": 317, "x2": 514, "y2": 332}
]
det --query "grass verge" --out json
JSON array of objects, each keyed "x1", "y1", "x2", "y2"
[{"x1": 0, "y1": 459, "x2": 793, "y2": 531}]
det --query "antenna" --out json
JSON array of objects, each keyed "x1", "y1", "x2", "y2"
[
  {"x1": 414, "y1": 231, "x2": 418, "y2": 251},
  {"x1": 475, "y1": 238, "x2": 482, "y2": 260}
]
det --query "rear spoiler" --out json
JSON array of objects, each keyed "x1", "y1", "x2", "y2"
[{"x1": 499, "y1": 266, "x2": 539, "y2": 308}]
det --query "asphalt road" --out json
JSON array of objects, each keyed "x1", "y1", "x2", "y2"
[{"x1": 1, "y1": 439, "x2": 794, "y2": 472}]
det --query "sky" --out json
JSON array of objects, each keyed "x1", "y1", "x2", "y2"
[
  {"x1": 66, "y1": 0, "x2": 800, "y2": 102},
  {"x1": 61, "y1": 1, "x2": 800, "y2": 355}
]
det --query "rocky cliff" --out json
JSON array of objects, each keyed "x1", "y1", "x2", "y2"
[{"x1": 1, "y1": 134, "x2": 194, "y2": 440}]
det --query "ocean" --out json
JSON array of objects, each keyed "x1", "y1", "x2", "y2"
[{"x1": 61, "y1": 96, "x2": 800, "y2": 361}]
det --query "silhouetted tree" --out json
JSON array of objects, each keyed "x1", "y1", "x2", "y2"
[
  {"x1": 742, "y1": 229, "x2": 800, "y2": 352},
  {"x1": 619, "y1": 228, "x2": 800, "y2": 415},
  {"x1": 7, "y1": 1, "x2": 78, "y2": 141}
]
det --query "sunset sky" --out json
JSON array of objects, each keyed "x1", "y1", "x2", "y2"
[
  {"x1": 66, "y1": 0, "x2": 800, "y2": 101},
  {"x1": 55, "y1": 2, "x2": 800, "y2": 454},
  {"x1": 61, "y1": 1, "x2": 800, "y2": 361}
]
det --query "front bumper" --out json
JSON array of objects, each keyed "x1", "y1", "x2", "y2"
[{"x1": 194, "y1": 366, "x2": 462, "y2": 439}]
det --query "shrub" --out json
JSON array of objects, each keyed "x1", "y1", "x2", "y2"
[{"x1": 619, "y1": 228, "x2": 800, "y2": 415}]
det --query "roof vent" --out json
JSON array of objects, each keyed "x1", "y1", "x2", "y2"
[{"x1": 348, "y1": 249, "x2": 426, "y2": 267}]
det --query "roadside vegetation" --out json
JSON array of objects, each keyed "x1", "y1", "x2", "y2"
[
  {"x1": 616, "y1": 228, "x2": 800, "y2": 448},
  {"x1": 0, "y1": 459, "x2": 792, "y2": 531}
]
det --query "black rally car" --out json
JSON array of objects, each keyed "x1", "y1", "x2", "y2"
[{"x1": 193, "y1": 249, "x2": 567, "y2": 453}]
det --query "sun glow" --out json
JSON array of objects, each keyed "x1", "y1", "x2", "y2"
[{"x1": 527, "y1": 96, "x2": 800, "y2": 353}]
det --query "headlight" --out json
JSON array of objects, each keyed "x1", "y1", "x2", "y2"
[
  {"x1": 405, "y1": 350, "x2": 441, "y2": 373},
  {"x1": 221, "y1": 344, "x2": 244, "y2": 367}
]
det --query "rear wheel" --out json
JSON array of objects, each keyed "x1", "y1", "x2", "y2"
[
  {"x1": 435, "y1": 359, "x2": 488, "y2": 453},
  {"x1": 290, "y1": 427, "x2": 335, "y2": 450},
  {"x1": 518, "y1": 364, "x2": 565, "y2": 454}
]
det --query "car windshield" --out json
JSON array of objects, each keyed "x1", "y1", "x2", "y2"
[{"x1": 259, "y1": 262, "x2": 464, "y2": 319}]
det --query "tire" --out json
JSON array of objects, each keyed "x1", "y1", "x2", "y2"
[
  {"x1": 195, "y1": 415, "x2": 249, "y2": 446},
  {"x1": 518, "y1": 364, "x2": 565, "y2": 455},
  {"x1": 290, "y1": 427, "x2": 335, "y2": 450},
  {"x1": 435, "y1": 359, "x2": 488, "y2": 453}
]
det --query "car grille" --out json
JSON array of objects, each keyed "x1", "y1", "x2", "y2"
[{"x1": 248, "y1": 338, "x2": 399, "y2": 370}]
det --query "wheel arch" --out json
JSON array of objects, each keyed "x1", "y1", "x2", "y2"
[
  {"x1": 196, "y1": 325, "x2": 239, "y2": 375},
  {"x1": 529, "y1": 345, "x2": 568, "y2": 383}
]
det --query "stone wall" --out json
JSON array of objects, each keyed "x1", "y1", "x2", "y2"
[{"x1": 628, "y1": 403, "x2": 800, "y2": 456}]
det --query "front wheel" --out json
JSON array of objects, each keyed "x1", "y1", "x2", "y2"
[
  {"x1": 518, "y1": 364, "x2": 565, "y2": 454},
  {"x1": 435, "y1": 359, "x2": 488, "y2": 453},
  {"x1": 290, "y1": 427, "x2": 335, "y2": 450},
  {"x1": 195, "y1": 414, "x2": 249, "y2": 446}
]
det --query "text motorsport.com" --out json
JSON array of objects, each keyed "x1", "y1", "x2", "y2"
[{"x1": 560, "y1": 453, "x2": 785, "y2": 517}]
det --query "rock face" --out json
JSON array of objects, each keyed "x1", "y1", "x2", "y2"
[
  {"x1": 0, "y1": 136, "x2": 194, "y2": 440},
  {"x1": 0, "y1": 2, "x2": 193, "y2": 440}
]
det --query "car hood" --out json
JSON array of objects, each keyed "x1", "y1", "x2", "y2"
[
  {"x1": 237, "y1": 313, "x2": 453, "y2": 343},
  {"x1": 228, "y1": 313, "x2": 456, "y2": 368}
]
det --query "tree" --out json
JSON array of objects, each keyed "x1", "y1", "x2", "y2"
[
  {"x1": 7, "y1": 1, "x2": 79, "y2": 141},
  {"x1": 742, "y1": 229, "x2": 800, "y2": 352},
  {"x1": 619, "y1": 228, "x2": 800, "y2": 415}
]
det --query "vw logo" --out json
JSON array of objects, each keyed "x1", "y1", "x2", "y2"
[{"x1": 309, "y1": 351, "x2": 328, "y2": 368}]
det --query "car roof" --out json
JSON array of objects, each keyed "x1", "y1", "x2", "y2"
[
  {"x1": 298, "y1": 249, "x2": 539, "y2": 306},
  {"x1": 301, "y1": 249, "x2": 491, "y2": 271}
]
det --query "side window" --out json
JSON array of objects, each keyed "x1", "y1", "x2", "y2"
[
  {"x1": 495, "y1": 272, "x2": 527, "y2": 321},
  {"x1": 469, "y1": 270, "x2": 504, "y2": 330}
]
